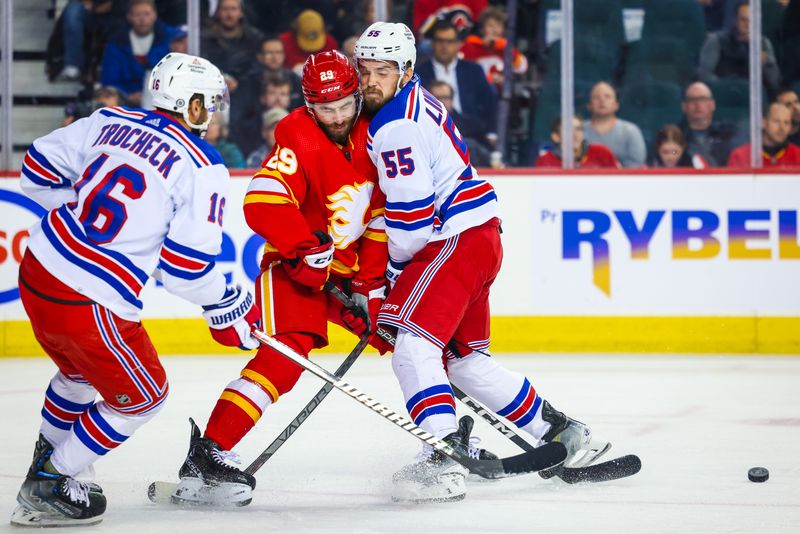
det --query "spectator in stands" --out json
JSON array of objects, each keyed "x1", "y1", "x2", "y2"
[
  {"x1": 460, "y1": 6, "x2": 528, "y2": 91},
  {"x1": 280, "y1": 10, "x2": 339, "y2": 74},
  {"x1": 205, "y1": 113, "x2": 246, "y2": 169},
  {"x1": 679, "y1": 81, "x2": 740, "y2": 167},
  {"x1": 232, "y1": 76, "x2": 293, "y2": 156},
  {"x1": 535, "y1": 115, "x2": 620, "y2": 168},
  {"x1": 56, "y1": 0, "x2": 121, "y2": 81},
  {"x1": 583, "y1": 81, "x2": 647, "y2": 168},
  {"x1": 697, "y1": 0, "x2": 727, "y2": 32},
  {"x1": 649, "y1": 124, "x2": 708, "y2": 168},
  {"x1": 99, "y1": 0, "x2": 172, "y2": 105},
  {"x1": 253, "y1": 37, "x2": 302, "y2": 107},
  {"x1": 776, "y1": 88, "x2": 800, "y2": 146},
  {"x1": 62, "y1": 86, "x2": 122, "y2": 126},
  {"x1": 341, "y1": 35, "x2": 359, "y2": 65},
  {"x1": 246, "y1": 108, "x2": 289, "y2": 168},
  {"x1": 413, "y1": 0, "x2": 487, "y2": 40},
  {"x1": 428, "y1": 80, "x2": 493, "y2": 167},
  {"x1": 698, "y1": 1, "x2": 781, "y2": 96},
  {"x1": 727, "y1": 102, "x2": 800, "y2": 167},
  {"x1": 417, "y1": 20, "x2": 499, "y2": 152}
]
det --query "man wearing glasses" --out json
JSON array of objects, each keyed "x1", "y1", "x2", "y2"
[{"x1": 679, "y1": 81, "x2": 740, "y2": 167}]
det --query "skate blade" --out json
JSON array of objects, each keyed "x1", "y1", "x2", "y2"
[
  {"x1": 568, "y1": 441, "x2": 612, "y2": 469},
  {"x1": 169, "y1": 478, "x2": 253, "y2": 507},
  {"x1": 10, "y1": 504, "x2": 103, "y2": 528}
]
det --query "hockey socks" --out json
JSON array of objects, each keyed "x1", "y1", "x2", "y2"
[
  {"x1": 39, "y1": 372, "x2": 97, "y2": 446},
  {"x1": 204, "y1": 373, "x2": 274, "y2": 450}
]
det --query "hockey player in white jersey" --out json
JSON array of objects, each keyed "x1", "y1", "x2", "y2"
[
  {"x1": 354, "y1": 23, "x2": 609, "y2": 502},
  {"x1": 10, "y1": 53, "x2": 261, "y2": 527}
]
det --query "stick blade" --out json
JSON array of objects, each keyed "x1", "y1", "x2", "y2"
[{"x1": 552, "y1": 454, "x2": 642, "y2": 484}]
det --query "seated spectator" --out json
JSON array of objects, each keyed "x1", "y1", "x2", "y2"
[
  {"x1": 583, "y1": 81, "x2": 647, "y2": 168},
  {"x1": 698, "y1": 1, "x2": 781, "y2": 96},
  {"x1": 54, "y1": 0, "x2": 122, "y2": 81},
  {"x1": 246, "y1": 108, "x2": 289, "y2": 168},
  {"x1": 776, "y1": 88, "x2": 800, "y2": 145},
  {"x1": 250, "y1": 37, "x2": 303, "y2": 109},
  {"x1": 413, "y1": 0, "x2": 488, "y2": 40},
  {"x1": 205, "y1": 113, "x2": 246, "y2": 169},
  {"x1": 417, "y1": 20, "x2": 498, "y2": 149},
  {"x1": 679, "y1": 81, "x2": 741, "y2": 167},
  {"x1": 535, "y1": 116, "x2": 621, "y2": 168},
  {"x1": 727, "y1": 101, "x2": 800, "y2": 167},
  {"x1": 201, "y1": 0, "x2": 264, "y2": 125},
  {"x1": 280, "y1": 10, "x2": 339, "y2": 74},
  {"x1": 100, "y1": 0, "x2": 172, "y2": 105},
  {"x1": 428, "y1": 80, "x2": 493, "y2": 167},
  {"x1": 231, "y1": 76, "x2": 294, "y2": 156},
  {"x1": 63, "y1": 86, "x2": 122, "y2": 126},
  {"x1": 649, "y1": 124, "x2": 708, "y2": 168},
  {"x1": 460, "y1": 6, "x2": 528, "y2": 90},
  {"x1": 140, "y1": 25, "x2": 188, "y2": 110}
]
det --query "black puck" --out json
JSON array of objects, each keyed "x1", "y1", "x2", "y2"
[{"x1": 748, "y1": 467, "x2": 769, "y2": 483}]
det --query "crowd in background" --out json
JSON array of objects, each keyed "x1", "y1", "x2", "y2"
[{"x1": 46, "y1": 0, "x2": 800, "y2": 169}]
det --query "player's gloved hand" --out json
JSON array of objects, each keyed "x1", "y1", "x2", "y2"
[
  {"x1": 202, "y1": 285, "x2": 261, "y2": 350},
  {"x1": 284, "y1": 230, "x2": 334, "y2": 290},
  {"x1": 340, "y1": 278, "x2": 386, "y2": 335},
  {"x1": 385, "y1": 260, "x2": 405, "y2": 289}
]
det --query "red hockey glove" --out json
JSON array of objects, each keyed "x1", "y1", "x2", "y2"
[
  {"x1": 340, "y1": 278, "x2": 393, "y2": 355},
  {"x1": 284, "y1": 231, "x2": 334, "y2": 290},
  {"x1": 202, "y1": 285, "x2": 261, "y2": 350}
]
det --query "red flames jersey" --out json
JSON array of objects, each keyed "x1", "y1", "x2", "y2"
[
  {"x1": 243, "y1": 108, "x2": 386, "y2": 282},
  {"x1": 727, "y1": 143, "x2": 800, "y2": 167}
]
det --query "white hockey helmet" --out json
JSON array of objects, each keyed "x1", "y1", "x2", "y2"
[
  {"x1": 148, "y1": 52, "x2": 228, "y2": 131},
  {"x1": 354, "y1": 21, "x2": 416, "y2": 75}
]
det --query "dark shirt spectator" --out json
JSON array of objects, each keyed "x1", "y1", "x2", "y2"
[
  {"x1": 416, "y1": 20, "x2": 498, "y2": 145},
  {"x1": 205, "y1": 114, "x2": 246, "y2": 169},
  {"x1": 240, "y1": 37, "x2": 303, "y2": 113},
  {"x1": 280, "y1": 10, "x2": 339, "y2": 73},
  {"x1": 63, "y1": 86, "x2": 122, "y2": 127},
  {"x1": 246, "y1": 108, "x2": 289, "y2": 168},
  {"x1": 201, "y1": 0, "x2": 264, "y2": 91},
  {"x1": 583, "y1": 81, "x2": 647, "y2": 168},
  {"x1": 535, "y1": 116, "x2": 621, "y2": 168},
  {"x1": 698, "y1": 2, "x2": 781, "y2": 96},
  {"x1": 231, "y1": 76, "x2": 294, "y2": 156},
  {"x1": 776, "y1": 88, "x2": 800, "y2": 146},
  {"x1": 727, "y1": 102, "x2": 800, "y2": 167},
  {"x1": 56, "y1": 0, "x2": 124, "y2": 81},
  {"x1": 428, "y1": 80, "x2": 493, "y2": 168},
  {"x1": 100, "y1": 0, "x2": 173, "y2": 105},
  {"x1": 649, "y1": 124, "x2": 708, "y2": 168},
  {"x1": 679, "y1": 81, "x2": 740, "y2": 167}
]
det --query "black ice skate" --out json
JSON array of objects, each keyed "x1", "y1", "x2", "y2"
[
  {"x1": 392, "y1": 416, "x2": 480, "y2": 503},
  {"x1": 172, "y1": 418, "x2": 256, "y2": 507},
  {"x1": 538, "y1": 400, "x2": 611, "y2": 479},
  {"x1": 10, "y1": 435, "x2": 107, "y2": 527}
]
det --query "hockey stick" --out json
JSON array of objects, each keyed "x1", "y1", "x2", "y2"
[
  {"x1": 251, "y1": 327, "x2": 567, "y2": 479},
  {"x1": 328, "y1": 288, "x2": 639, "y2": 484}
]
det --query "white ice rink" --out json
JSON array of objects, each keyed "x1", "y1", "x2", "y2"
[{"x1": 1, "y1": 353, "x2": 798, "y2": 533}]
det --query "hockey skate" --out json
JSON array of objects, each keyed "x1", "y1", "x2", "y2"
[
  {"x1": 538, "y1": 400, "x2": 611, "y2": 479},
  {"x1": 392, "y1": 416, "x2": 479, "y2": 503},
  {"x1": 171, "y1": 418, "x2": 256, "y2": 507},
  {"x1": 10, "y1": 435, "x2": 107, "y2": 527}
]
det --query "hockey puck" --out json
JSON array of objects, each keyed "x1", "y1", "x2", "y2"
[{"x1": 748, "y1": 467, "x2": 769, "y2": 483}]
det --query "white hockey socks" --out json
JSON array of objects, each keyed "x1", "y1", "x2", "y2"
[
  {"x1": 40, "y1": 372, "x2": 97, "y2": 446},
  {"x1": 447, "y1": 352, "x2": 551, "y2": 443},
  {"x1": 391, "y1": 330, "x2": 457, "y2": 438}
]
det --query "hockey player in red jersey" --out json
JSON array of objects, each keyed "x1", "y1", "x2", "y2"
[
  {"x1": 171, "y1": 50, "x2": 389, "y2": 506},
  {"x1": 355, "y1": 23, "x2": 610, "y2": 503},
  {"x1": 10, "y1": 53, "x2": 261, "y2": 527}
]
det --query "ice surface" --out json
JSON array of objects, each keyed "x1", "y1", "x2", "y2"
[{"x1": 1, "y1": 353, "x2": 798, "y2": 533}]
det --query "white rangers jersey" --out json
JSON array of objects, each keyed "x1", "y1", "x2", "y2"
[
  {"x1": 366, "y1": 75, "x2": 500, "y2": 270},
  {"x1": 20, "y1": 106, "x2": 229, "y2": 321}
]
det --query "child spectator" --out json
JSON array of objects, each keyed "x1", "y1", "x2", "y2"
[
  {"x1": 649, "y1": 124, "x2": 708, "y2": 168},
  {"x1": 535, "y1": 115, "x2": 620, "y2": 168},
  {"x1": 204, "y1": 113, "x2": 246, "y2": 169},
  {"x1": 246, "y1": 108, "x2": 289, "y2": 168}
]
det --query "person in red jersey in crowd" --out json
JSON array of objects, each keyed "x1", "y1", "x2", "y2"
[
  {"x1": 535, "y1": 115, "x2": 621, "y2": 168},
  {"x1": 170, "y1": 50, "x2": 390, "y2": 507},
  {"x1": 460, "y1": 6, "x2": 528, "y2": 90},
  {"x1": 727, "y1": 101, "x2": 800, "y2": 167}
]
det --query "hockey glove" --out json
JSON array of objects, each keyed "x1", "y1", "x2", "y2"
[
  {"x1": 202, "y1": 285, "x2": 261, "y2": 350},
  {"x1": 284, "y1": 230, "x2": 334, "y2": 290},
  {"x1": 385, "y1": 260, "x2": 405, "y2": 289},
  {"x1": 341, "y1": 278, "x2": 386, "y2": 335}
]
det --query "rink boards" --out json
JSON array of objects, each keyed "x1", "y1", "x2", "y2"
[{"x1": 0, "y1": 169, "x2": 798, "y2": 355}]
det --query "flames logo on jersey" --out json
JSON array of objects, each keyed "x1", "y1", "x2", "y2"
[{"x1": 327, "y1": 181, "x2": 374, "y2": 249}]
